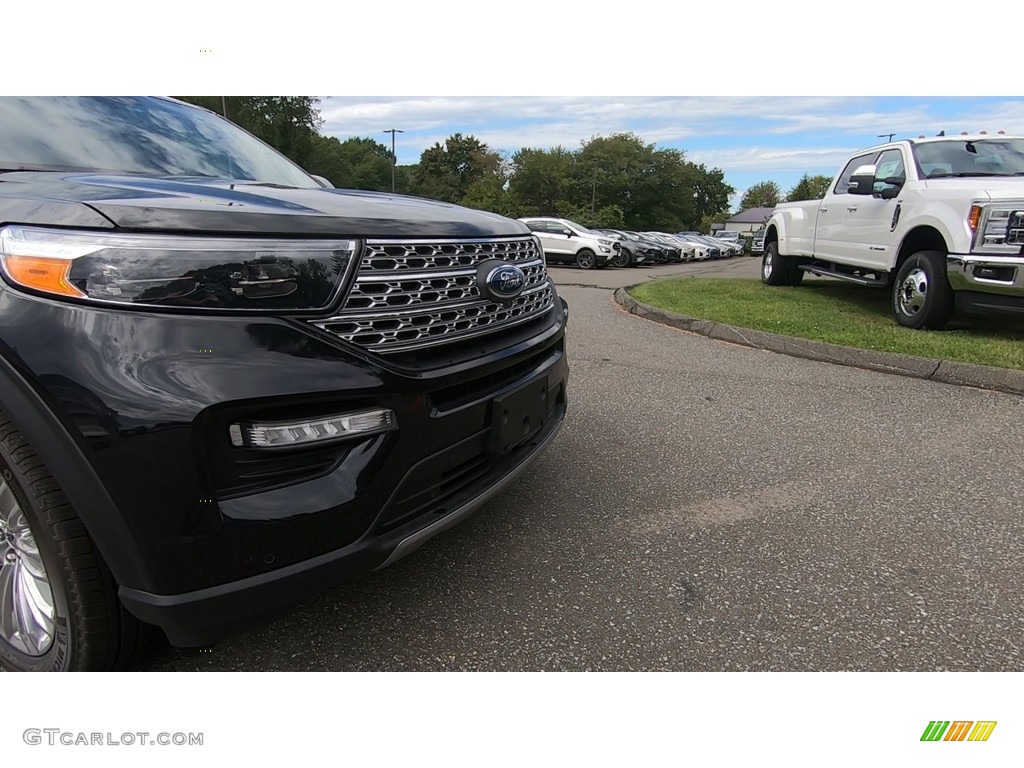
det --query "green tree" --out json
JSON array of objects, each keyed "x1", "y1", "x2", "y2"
[
  {"x1": 786, "y1": 174, "x2": 833, "y2": 201},
  {"x1": 462, "y1": 173, "x2": 521, "y2": 218},
  {"x1": 507, "y1": 146, "x2": 577, "y2": 216},
  {"x1": 699, "y1": 212, "x2": 729, "y2": 235},
  {"x1": 176, "y1": 97, "x2": 323, "y2": 168},
  {"x1": 739, "y1": 181, "x2": 783, "y2": 210},
  {"x1": 395, "y1": 164, "x2": 418, "y2": 195},
  {"x1": 305, "y1": 136, "x2": 392, "y2": 190},
  {"x1": 572, "y1": 133, "x2": 661, "y2": 225},
  {"x1": 413, "y1": 133, "x2": 502, "y2": 203},
  {"x1": 568, "y1": 133, "x2": 733, "y2": 231},
  {"x1": 686, "y1": 164, "x2": 734, "y2": 229}
]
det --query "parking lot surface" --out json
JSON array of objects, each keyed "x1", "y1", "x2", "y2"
[{"x1": 146, "y1": 257, "x2": 1024, "y2": 671}]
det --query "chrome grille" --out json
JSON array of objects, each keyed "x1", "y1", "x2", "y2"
[
  {"x1": 358, "y1": 237, "x2": 540, "y2": 272},
  {"x1": 313, "y1": 236, "x2": 555, "y2": 353},
  {"x1": 344, "y1": 262, "x2": 547, "y2": 311}
]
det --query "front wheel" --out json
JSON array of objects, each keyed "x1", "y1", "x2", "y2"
[
  {"x1": 576, "y1": 249, "x2": 597, "y2": 270},
  {"x1": 761, "y1": 242, "x2": 802, "y2": 286},
  {"x1": 613, "y1": 248, "x2": 632, "y2": 268},
  {"x1": 891, "y1": 251, "x2": 953, "y2": 330},
  {"x1": 0, "y1": 412, "x2": 151, "y2": 671}
]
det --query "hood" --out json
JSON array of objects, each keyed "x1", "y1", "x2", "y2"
[
  {"x1": 0, "y1": 172, "x2": 529, "y2": 239},
  {"x1": 922, "y1": 176, "x2": 1024, "y2": 203}
]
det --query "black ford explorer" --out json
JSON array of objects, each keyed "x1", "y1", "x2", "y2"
[{"x1": 0, "y1": 97, "x2": 568, "y2": 671}]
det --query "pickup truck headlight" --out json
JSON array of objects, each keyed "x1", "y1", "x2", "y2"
[
  {"x1": 968, "y1": 204, "x2": 1024, "y2": 252},
  {"x1": 0, "y1": 225, "x2": 357, "y2": 312}
]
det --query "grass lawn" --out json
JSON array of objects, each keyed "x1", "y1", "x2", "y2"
[{"x1": 630, "y1": 278, "x2": 1024, "y2": 371}]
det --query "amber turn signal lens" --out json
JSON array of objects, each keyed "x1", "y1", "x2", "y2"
[
  {"x1": 967, "y1": 205, "x2": 983, "y2": 233},
  {"x1": 2, "y1": 255, "x2": 85, "y2": 298}
]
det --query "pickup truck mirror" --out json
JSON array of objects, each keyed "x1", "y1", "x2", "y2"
[
  {"x1": 847, "y1": 164, "x2": 877, "y2": 195},
  {"x1": 562, "y1": 229, "x2": 573, "y2": 237}
]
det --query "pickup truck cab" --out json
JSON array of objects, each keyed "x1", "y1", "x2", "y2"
[{"x1": 762, "y1": 134, "x2": 1024, "y2": 329}]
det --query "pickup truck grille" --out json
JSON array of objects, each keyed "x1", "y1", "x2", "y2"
[{"x1": 312, "y1": 236, "x2": 554, "y2": 353}]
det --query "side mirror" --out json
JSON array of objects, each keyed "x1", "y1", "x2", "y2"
[
  {"x1": 847, "y1": 164, "x2": 876, "y2": 195},
  {"x1": 310, "y1": 174, "x2": 334, "y2": 189},
  {"x1": 562, "y1": 229, "x2": 573, "y2": 237},
  {"x1": 879, "y1": 186, "x2": 900, "y2": 200}
]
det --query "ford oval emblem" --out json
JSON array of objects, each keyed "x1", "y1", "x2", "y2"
[{"x1": 483, "y1": 263, "x2": 527, "y2": 301}]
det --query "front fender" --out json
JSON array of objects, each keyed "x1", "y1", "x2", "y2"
[{"x1": 0, "y1": 347, "x2": 154, "y2": 592}]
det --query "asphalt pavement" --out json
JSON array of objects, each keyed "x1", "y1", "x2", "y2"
[{"x1": 145, "y1": 257, "x2": 1024, "y2": 671}]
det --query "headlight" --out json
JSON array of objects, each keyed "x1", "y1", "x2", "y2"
[
  {"x1": 0, "y1": 225, "x2": 357, "y2": 312},
  {"x1": 969, "y1": 204, "x2": 1024, "y2": 253},
  {"x1": 598, "y1": 239, "x2": 613, "y2": 247}
]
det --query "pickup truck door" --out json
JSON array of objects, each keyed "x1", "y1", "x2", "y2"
[
  {"x1": 813, "y1": 151, "x2": 878, "y2": 266},
  {"x1": 836, "y1": 148, "x2": 906, "y2": 270}
]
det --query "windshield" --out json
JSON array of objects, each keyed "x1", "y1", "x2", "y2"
[
  {"x1": 913, "y1": 138, "x2": 1024, "y2": 178},
  {"x1": 0, "y1": 97, "x2": 319, "y2": 188},
  {"x1": 562, "y1": 219, "x2": 605, "y2": 238}
]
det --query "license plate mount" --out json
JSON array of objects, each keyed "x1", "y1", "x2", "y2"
[{"x1": 489, "y1": 375, "x2": 549, "y2": 455}]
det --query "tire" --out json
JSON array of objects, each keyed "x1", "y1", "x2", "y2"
[
  {"x1": 891, "y1": 250, "x2": 954, "y2": 330},
  {"x1": 0, "y1": 411, "x2": 152, "y2": 671},
  {"x1": 761, "y1": 241, "x2": 802, "y2": 286},
  {"x1": 613, "y1": 248, "x2": 632, "y2": 268},
  {"x1": 575, "y1": 248, "x2": 597, "y2": 270}
]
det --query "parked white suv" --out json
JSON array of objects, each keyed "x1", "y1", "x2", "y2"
[{"x1": 519, "y1": 217, "x2": 617, "y2": 269}]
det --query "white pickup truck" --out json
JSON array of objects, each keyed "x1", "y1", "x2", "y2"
[{"x1": 761, "y1": 133, "x2": 1024, "y2": 329}]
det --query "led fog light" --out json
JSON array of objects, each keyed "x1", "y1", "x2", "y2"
[{"x1": 229, "y1": 408, "x2": 397, "y2": 449}]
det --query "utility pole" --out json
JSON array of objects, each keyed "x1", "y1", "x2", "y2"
[
  {"x1": 878, "y1": 133, "x2": 895, "y2": 142},
  {"x1": 383, "y1": 128, "x2": 404, "y2": 193}
]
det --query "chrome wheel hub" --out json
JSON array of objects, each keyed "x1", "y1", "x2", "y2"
[
  {"x1": 763, "y1": 251, "x2": 774, "y2": 280},
  {"x1": 897, "y1": 268, "x2": 928, "y2": 316},
  {"x1": 0, "y1": 475, "x2": 55, "y2": 657}
]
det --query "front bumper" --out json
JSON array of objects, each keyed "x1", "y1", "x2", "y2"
[
  {"x1": 122, "y1": 403, "x2": 565, "y2": 646},
  {"x1": 947, "y1": 253, "x2": 1024, "y2": 315},
  {"x1": 1, "y1": 284, "x2": 569, "y2": 646}
]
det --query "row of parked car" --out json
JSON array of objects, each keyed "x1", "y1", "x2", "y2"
[{"x1": 519, "y1": 217, "x2": 746, "y2": 269}]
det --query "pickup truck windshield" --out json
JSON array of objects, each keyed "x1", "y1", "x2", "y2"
[
  {"x1": 913, "y1": 138, "x2": 1024, "y2": 178},
  {"x1": 0, "y1": 96, "x2": 319, "y2": 188}
]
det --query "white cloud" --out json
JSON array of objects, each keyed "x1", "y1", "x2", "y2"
[
  {"x1": 689, "y1": 146, "x2": 860, "y2": 173},
  {"x1": 318, "y1": 96, "x2": 1024, "y2": 176},
  {"x1": 319, "y1": 95, "x2": 868, "y2": 146}
]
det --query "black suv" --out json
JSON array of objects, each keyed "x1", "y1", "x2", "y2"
[{"x1": 0, "y1": 97, "x2": 569, "y2": 671}]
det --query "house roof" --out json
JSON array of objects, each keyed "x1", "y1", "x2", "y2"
[{"x1": 727, "y1": 207, "x2": 775, "y2": 224}]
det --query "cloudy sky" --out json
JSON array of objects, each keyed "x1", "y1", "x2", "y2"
[{"x1": 318, "y1": 96, "x2": 1023, "y2": 210}]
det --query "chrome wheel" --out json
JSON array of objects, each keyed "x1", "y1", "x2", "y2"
[
  {"x1": 896, "y1": 267, "x2": 928, "y2": 317},
  {"x1": 0, "y1": 475, "x2": 55, "y2": 657},
  {"x1": 762, "y1": 251, "x2": 774, "y2": 280}
]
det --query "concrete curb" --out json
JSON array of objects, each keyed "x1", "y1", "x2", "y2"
[{"x1": 613, "y1": 286, "x2": 1024, "y2": 397}]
